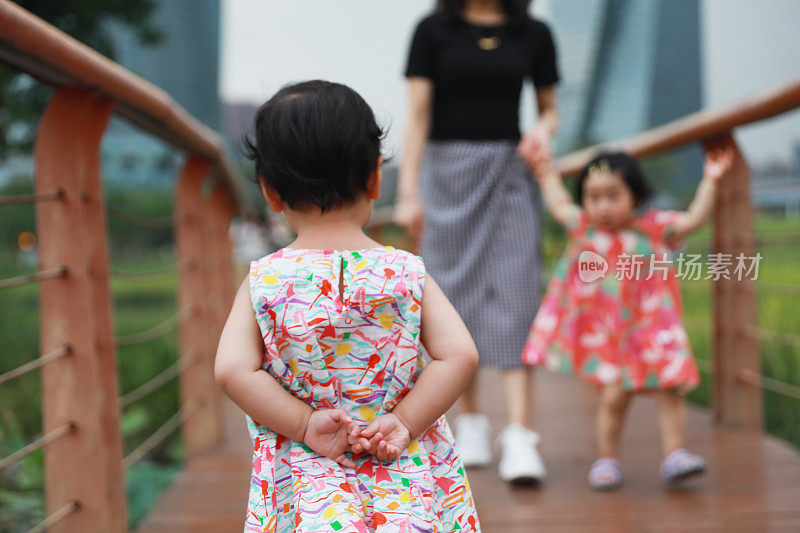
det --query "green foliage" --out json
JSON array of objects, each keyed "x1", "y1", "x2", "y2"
[
  {"x1": 0, "y1": 177, "x2": 37, "y2": 266},
  {"x1": 126, "y1": 461, "x2": 182, "y2": 528},
  {"x1": 106, "y1": 185, "x2": 175, "y2": 262}
]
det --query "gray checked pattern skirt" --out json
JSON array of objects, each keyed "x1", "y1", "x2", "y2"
[{"x1": 418, "y1": 139, "x2": 546, "y2": 369}]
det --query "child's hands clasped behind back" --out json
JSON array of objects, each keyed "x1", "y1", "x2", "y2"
[
  {"x1": 302, "y1": 408, "x2": 361, "y2": 469},
  {"x1": 303, "y1": 409, "x2": 412, "y2": 467},
  {"x1": 349, "y1": 413, "x2": 411, "y2": 462}
]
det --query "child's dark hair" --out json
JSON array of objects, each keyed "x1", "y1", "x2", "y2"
[
  {"x1": 575, "y1": 152, "x2": 654, "y2": 207},
  {"x1": 243, "y1": 80, "x2": 388, "y2": 213}
]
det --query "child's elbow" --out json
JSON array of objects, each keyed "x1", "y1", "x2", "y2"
[
  {"x1": 213, "y1": 355, "x2": 236, "y2": 393},
  {"x1": 459, "y1": 344, "x2": 480, "y2": 378}
]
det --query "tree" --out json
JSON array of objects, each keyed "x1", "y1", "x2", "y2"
[{"x1": 0, "y1": 0, "x2": 163, "y2": 158}]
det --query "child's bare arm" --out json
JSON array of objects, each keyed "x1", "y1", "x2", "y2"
[
  {"x1": 536, "y1": 164, "x2": 580, "y2": 228},
  {"x1": 671, "y1": 142, "x2": 734, "y2": 240},
  {"x1": 521, "y1": 135, "x2": 578, "y2": 228},
  {"x1": 215, "y1": 278, "x2": 314, "y2": 441},
  {"x1": 391, "y1": 274, "x2": 479, "y2": 441}
]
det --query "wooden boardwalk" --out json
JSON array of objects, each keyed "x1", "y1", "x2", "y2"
[{"x1": 137, "y1": 370, "x2": 800, "y2": 532}]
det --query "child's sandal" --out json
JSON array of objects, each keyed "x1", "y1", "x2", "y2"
[
  {"x1": 588, "y1": 457, "x2": 622, "y2": 491},
  {"x1": 661, "y1": 447, "x2": 707, "y2": 483}
]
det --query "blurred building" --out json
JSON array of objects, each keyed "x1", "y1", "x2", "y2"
[
  {"x1": 102, "y1": 0, "x2": 221, "y2": 188},
  {"x1": 224, "y1": 102, "x2": 259, "y2": 150},
  {"x1": 550, "y1": 0, "x2": 703, "y2": 197}
]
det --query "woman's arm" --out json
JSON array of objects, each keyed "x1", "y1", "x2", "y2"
[
  {"x1": 214, "y1": 277, "x2": 314, "y2": 442},
  {"x1": 670, "y1": 142, "x2": 735, "y2": 240},
  {"x1": 391, "y1": 274, "x2": 480, "y2": 441},
  {"x1": 393, "y1": 77, "x2": 433, "y2": 239},
  {"x1": 518, "y1": 85, "x2": 559, "y2": 172},
  {"x1": 534, "y1": 85, "x2": 559, "y2": 136}
]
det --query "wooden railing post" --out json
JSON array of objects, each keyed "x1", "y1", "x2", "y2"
[
  {"x1": 206, "y1": 182, "x2": 239, "y2": 428},
  {"x1": 209, "y1": 181, "x2": 238, "y2": 317},
  {"x1": 710, "y1": 134, "x2": 762, "y2": 429},
  {"x1": 175, "y1": 156, "x2": 223, "y2": 458},
  {"x1": 34, "y1": 88, "x2": 127, "y2": 532}
]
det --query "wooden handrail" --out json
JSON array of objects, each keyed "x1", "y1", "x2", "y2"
[
  {"x1": 0, "y1": 0, "x2": 240, "y2": 205},
  {"x1": 557, "y1": 77, "x2": 800, "y2": 175}
]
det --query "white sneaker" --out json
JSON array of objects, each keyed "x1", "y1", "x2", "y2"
[
  {"x1": 497, "y1": 423, "x2": 547, "y2": 485},
  {"x1": 453, "y1": 413, "x2": 492, "y2": 467}
]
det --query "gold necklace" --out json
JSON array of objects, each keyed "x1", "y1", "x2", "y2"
[
  {"x1": 478, "y1": 35, "x2": 501, "y2": 50},
  {"x1": 466, "y1": 22, "x2": 505, "y2": 51}
]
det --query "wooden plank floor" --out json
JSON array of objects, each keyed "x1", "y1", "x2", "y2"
[{"x1": 136, "y1": 370, "x2": 800, "y2": 532}]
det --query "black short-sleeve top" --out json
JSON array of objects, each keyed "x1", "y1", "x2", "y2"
[{"x1": 404, "y1": 12, "x2": 560, "y2": 141}]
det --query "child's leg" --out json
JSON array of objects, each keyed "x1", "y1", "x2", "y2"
[
  {"x1": 596, "y1": 384, "x2": 631, "y2": 458},
  {"x1": 657, "y1": 388, "x2": 707, "y2": 481},
  {"x1": 656, "y1": 389, "x2": 686, "y2": 456}
]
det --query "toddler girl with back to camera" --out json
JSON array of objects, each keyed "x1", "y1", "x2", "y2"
[
  {"x1": 214, "y1": 80, "x2": 481, "y2": 532},
  {"x1": 520, "y1": 138, "x2": 734, "y2": 490}
]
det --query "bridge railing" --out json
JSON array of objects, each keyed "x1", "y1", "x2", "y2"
[
  {"x1": 555, "y1": 78, "x2": 800, "y2": 430},
  {"x1": 0, "y1": 1, "x2": 240, "y2": 531}
]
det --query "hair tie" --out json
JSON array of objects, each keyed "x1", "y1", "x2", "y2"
[{"x1": 587, "y1": 159, "x2": 610, "y2": 176}]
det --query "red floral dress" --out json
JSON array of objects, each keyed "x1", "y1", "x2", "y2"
[{"x1": 521, "y1": 206, "x2": 700, "y2": 393}]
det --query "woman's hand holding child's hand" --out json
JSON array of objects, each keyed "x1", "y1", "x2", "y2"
[
  {"x1": 517, "y1": 125, "x2": 551, "y2": 168},
  {"x1": 302, "y1": 408, "x2": 360, "y2": 469},
  {"x1": 518, "y1": 127, "x2": 556, "y2": 180},
  {"x1": 349, "y1": 413, "x2": 411, "y2": 462}
]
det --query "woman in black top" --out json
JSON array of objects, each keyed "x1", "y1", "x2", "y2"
[{"x1": 395, "y1": 0, "x2": 559, "y2": 485}]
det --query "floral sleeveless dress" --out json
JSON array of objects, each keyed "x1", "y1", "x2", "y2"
[
  {"x1": 245, "y1": 245, "x2": 480, "y2": 532},
  {"x1": 522, "y1": 207, "x2": 700, "y2": 393}
]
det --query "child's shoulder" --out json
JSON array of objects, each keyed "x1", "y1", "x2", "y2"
[
  {"x1": 632, "y1": 207, "x2": 685, "y2": 248},
  {"x1": 564, "y1": 204, "x2": 587, "y2": 237},
  {"x1": 249, "y1": 245, "x2": 425, "y2": 273},
  {"x1": 369, "y1": 246, "x2": 427, "y2": 279},
  {"x1": 381, "y1": 246, "x2": 425, "y2": 267},
  {"x1": 633, "y1": 207, "x2": 682, "y2": 231}
]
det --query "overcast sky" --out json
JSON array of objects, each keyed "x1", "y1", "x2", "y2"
[{"x1": 221, "y1": 0, "x2": 800, "y2": 166}]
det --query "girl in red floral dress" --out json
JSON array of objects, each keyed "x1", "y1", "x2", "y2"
[{"x1": 519, "y1": 139, "x2": 734, "y2": 490}]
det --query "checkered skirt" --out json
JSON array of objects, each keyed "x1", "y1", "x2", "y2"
[{"x1": 418, "y1": 139, "x2": 546, "y2": 369}]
